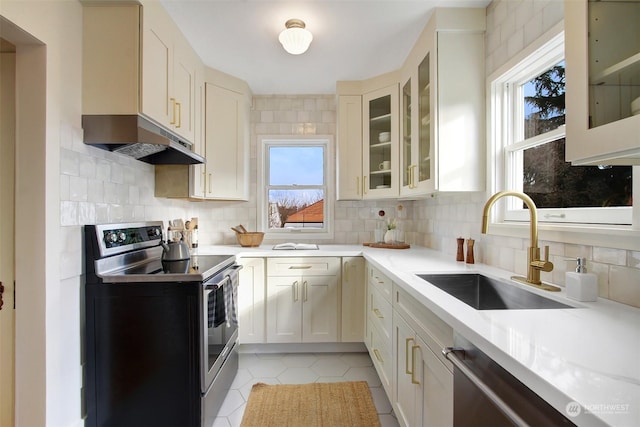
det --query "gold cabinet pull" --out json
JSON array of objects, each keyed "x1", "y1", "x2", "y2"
[
  {"x1": 170, "y1": 98, "x2": 177, "y2": 124},
  {"x1": 373, "y1": 308, "x2": 384, "y2": 319},
  {"x1": 373, "y1": 349, "x2": 383, "y2": 363},
  {"x1": 208, "y1": 173, "x2": 212, "y2": 194},
  {"x1": 288, "y1": 265, "x2": 312, "y2": 269},
  {"x1": 363, "y1": 175, "x2": 368, "y2": 195},
  {"x1": 293, "y1": 280, "x2": 299, "y2": 301},
  {"x1": 303, "y1": 280, "x2": 308, "y2": 302},
  {"x1": 411, "y1": 345, "x2": 421, "y2": 384},
  {"x1": 405, "y1": 337, "x2": 414, "y2": 375},
  {"x1": 176, "y1": 101, "x2": 182, "y2": 128}
]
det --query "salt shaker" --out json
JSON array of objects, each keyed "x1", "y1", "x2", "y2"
[
  {"x1": 456, "y1": 238, "x2": 465, "y2": 262},
  {"x1": 465, "y1": 238, "x2": 475, "y2": 264}
]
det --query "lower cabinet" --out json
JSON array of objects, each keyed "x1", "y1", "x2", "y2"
[
  {"x1": 237, "y1": 258, "x2": 266, "y2": 344},
  {"x1": 341, "y1": 256, "x2": 366, "y2": 342},
  {"x1": 393, "y1": 284, "x2": 453, "y2": 427},
  {"x1": 266, "y1": 257, "x2": 341, "y2": 343},
  {"x1": 364, "y1": 261, "x2": 454, "y2": 427}
]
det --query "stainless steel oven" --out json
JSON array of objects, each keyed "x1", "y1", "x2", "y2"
[{"x1": 83, "y1": 221, "x2": 241, "y2": 427}]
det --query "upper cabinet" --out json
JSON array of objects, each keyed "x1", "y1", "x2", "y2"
[
  {"x1": 82, "y1": 1, "x2": 201, "y2": 144},
  {"x1": 565, "y1": 0, "x2": 640, "y2": 165},
  {"x1": 336, "y1": 9, "x2": 485, "y2": 200},
  {"x1": 400, "y1": 8, "x2": 485, "y2": 197},
  {"x1": 155, "y1": 68, "x2": 251, "y2": 200},
  {"x1": 336, "y1": 73, "x2": 400, "y2": 200},
  {"x1": 141, "y1": 1, "x2": 199, "y2": 143}
]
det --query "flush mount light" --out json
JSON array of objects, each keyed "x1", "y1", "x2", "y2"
[{"x1": 278, "y1": 19, "x2": 313, "y2": 55}]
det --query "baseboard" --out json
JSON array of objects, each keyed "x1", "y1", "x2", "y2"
[{"x1": 238, "y1": 342, "x2": 367, "y2": 354}]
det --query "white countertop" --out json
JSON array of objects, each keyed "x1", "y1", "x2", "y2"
[{"x1": 199, "y1": 244, "x2": 640, "y2": 426}]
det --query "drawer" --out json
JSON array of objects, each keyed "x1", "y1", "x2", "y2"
[
  {"x1": 368, "y1": 319, "x2": 392, "y2": 394},
  {"x1": 368, "y1": 264, "x2": 392, "y2": 302},
  {"x1": 267, "y1": 257, "x2": 340, "y2": 277},
  {"x1": 394, "y1": 284, "x2": 454, "y2": 371},
  {"x1": 368, "y1": 284, "x2": 392, "y2": 341}
]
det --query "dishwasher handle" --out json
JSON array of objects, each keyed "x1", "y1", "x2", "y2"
[{"x1": 443, "y1": 347, "x2": 530, "y2": 427}]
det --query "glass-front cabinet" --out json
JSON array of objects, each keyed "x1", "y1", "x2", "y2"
[
  {"x1": 362, "y1": 85, "x2": 399, "y2": 198},
  {"x1": 401, "y1": 53, "x2": 432, "y2": 195},
  {"x1": 400, "y1": 8, "x2": 485, "y2": 197},
  {"x1": 565, "y1": 0, "x2": 640, "y2": 165}
]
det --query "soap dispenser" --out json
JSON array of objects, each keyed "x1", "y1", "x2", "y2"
[{"x1": 565, "y1": 258, "x2": 598, "y2": 302}]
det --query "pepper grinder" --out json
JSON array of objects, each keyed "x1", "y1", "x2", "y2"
[
  {"x1": 466, "y1": 238, "x2": 475, "y2": 264},
  {"x1": 456, "y1": 238, "x2": 465, "y2": 262}
]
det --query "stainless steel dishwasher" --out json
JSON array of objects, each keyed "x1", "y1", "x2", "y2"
[{"x1": 443, "y1": 334, "x2": 575, "y2": 427}]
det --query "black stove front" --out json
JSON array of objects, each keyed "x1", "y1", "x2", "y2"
[{"x1": 83, "y1": 222, "x2": 240, "y2": 427}]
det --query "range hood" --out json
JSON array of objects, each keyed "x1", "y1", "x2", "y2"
[{"x1": 82, "y1": 115, "x2": 205, "y2": 165}]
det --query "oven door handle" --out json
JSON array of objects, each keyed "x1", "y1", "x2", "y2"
[
  {"x1": 203, "y1": 264, "x2": 242, "y2": 290},
  {"x1": 443, "y1": 347, "x2": 530, "y2": 427}
]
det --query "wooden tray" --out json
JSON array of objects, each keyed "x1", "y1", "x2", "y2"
[{"x1": 363, "y1": 242, "x2": 410, "y2": 249}]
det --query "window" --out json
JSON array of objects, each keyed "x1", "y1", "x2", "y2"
[
  {"x1": 491, "y1": 31, "x2": 633, "y2": 226},
  {"x1": 258, "y1": 136, "x2": 333, "y2": 239}
]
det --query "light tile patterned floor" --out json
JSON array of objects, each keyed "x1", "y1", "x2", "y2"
[{"x1": 212, "y1": 352, "x2": 400, "y2": 427}]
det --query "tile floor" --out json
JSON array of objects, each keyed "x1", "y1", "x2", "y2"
[{"x1": 212, "y1": 351, "x2": 400, "y2": 427}]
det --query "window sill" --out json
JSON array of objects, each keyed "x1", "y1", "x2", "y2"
[{"x1": 487, "y1": 222, "x2": 640, "y2": 251}]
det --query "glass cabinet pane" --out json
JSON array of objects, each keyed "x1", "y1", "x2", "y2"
[
  {"x1": 402, "y1": 79, "x2": 412, "y2": 187},
  {"x1": 418, "y1": 52, "x2": 431, "y2": 183},
  {"x1": 368, "y1": 95, "x2": 392, "y2": 191},
  {"x1": 588, "y1": 0, "x2": 640, "y2": 128}
]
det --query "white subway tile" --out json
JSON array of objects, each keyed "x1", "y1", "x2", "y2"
[
  {"x1": 609, "y1": 266, "x2": 640, "y2": 308},
  {"x1": 593, "y1": 247, "x2": 627, "y2": 266}
]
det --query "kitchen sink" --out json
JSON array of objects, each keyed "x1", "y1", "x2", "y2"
[{"x1": 416, "y1": 273, "x2": 574, "y2": 310}]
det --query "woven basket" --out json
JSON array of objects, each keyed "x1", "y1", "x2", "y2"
[{"x1": 236, "y1": 232, "x2": 264, "y2": 247}]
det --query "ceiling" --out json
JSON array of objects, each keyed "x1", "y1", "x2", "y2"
[{"x1": 160, "y1": 0, "x2": 491, "y2": 95}]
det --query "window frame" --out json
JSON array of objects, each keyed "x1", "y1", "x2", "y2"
[
  {"x1": 487, "y1": 23, "x2": 639, "y2": 251},
  {"x1": 257, "y1": 135, "x2": 334, "y2": 241}
]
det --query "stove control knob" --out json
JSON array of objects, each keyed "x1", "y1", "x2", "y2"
[
  {"x1": 117, "y1": 232, "x2": 127, "y2": 242},
  {"x1": 105, "y1": 232, "x2": 118, "y2": 244}
]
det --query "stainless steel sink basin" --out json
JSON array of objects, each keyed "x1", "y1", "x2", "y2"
[{"x1": 416, "y1": 273, "x2": 574, "y2": 310}]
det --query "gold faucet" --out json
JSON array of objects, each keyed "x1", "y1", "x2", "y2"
[{"x1": 481, "y1": 191, "x2": 560, "y2": 292}]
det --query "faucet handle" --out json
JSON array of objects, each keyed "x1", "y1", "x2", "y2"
[{"x1": 531, "y1": 245, "x2": 554, "y2": 272}]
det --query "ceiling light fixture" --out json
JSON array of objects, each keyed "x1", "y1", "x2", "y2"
[{"x1": 278, "y1": 19, "x2": 313, "y2": 55}]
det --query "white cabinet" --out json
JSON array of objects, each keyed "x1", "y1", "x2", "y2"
[
  {"x1": 365, "y1": 263, "x2": 394, "y2": 396},
  {"x1": 363, "y1": 85, "x2": 400, "y2": 198},
  {"x1": 202, "y1": 82, "x2": 250, "y2": 200},
  {"x1": 341, "y1": 257, "x2": 366, "y2": 342},
  {"x1": 565, "y1": 0, "x2": 640, "y2": 165},
  {"x1": 154, "y1": 72, "x2": 251, "y2": 200},
  {"x1": 237, "y1": 258, "x2": 266, "y2": 344},
  {"x1": 266, "y1": 258, "x2": 340, "y2": 343},
  {"x1": 393, "y1": 284, "x2": 453, "y2": 427},
  {"x1": 336, "y1": 95, "x2": 363, "y2": 200},
  {"x1": 336, "y1": 73, "x2": 400, "y2": 201},
  {"x1": 400, "y1": 8, "x2": 485, "y2": 197},
  {"x1": 141, "y1": 1, "x2": 199, "y2": 142}
]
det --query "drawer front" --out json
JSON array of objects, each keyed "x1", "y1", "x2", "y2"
[
  {"x1": 394, "y1": 284, "x2": 454, "y2": 371},
  {"x1": 368, "y1": 264, "x2": 392, "y2": 302},
  {"x1": 267, "y1": 257, "x2": 340, "y2": 277},
  {"x1": 368, "y1": 284, "x2": 392, "y2": 341},
  {"x1": 368, "y1": 319, "x2": 392, "y2": 394}
]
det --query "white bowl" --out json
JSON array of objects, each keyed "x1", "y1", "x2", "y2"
[
  {"x1": 631, "y1": 96, "x2": 640, "y2": 116},
  {"x1": 378, "y1": 132, "x2": 390, "y2": 143}
]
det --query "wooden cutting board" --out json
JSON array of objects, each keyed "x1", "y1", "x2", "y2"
[{"x1": 363, "y1": 242, "x2": 410, "y2": 249}]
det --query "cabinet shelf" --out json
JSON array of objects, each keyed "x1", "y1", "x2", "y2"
[
  {"x1": 370, "y1": 169, "x2": 392, "y2": 175},
  {"x1": 590, "y1": 52, "x2": 640, "y2": 86},
  {"x1": 370, "y1": 141, "x2": 392, "y2": 149},
  {"x1": 370, "y1": 113, "x2": 392, "y2": 123}
]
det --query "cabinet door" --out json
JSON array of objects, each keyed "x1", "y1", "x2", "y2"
[
  {"x1": 341, "y1": 257, "x2": 365, "y2": 342},
  {"x1": 337, "y1": 95, "x2": 363, "y2": 200},
  {"x1": 565, "y1": 0, "x2": 640, "y2": 165},
  {"x1": 204, "y1": 83, "x2": 249, "y2": 200},
  {"x1": 362, "y1": 84, "x2": 399, "y2": 198},
  {"x1": 238, "y1": 258, "x2": 265, "y2": 344},
  {"x1": 393, "y1": 312, "x2": 420, "y2": 427},
  {"x1": 172, "y1": 36, "x2": 198, "y2": 142},
  {"x1": 418, "y1": 335, "x2": 453, "y2": 427},
  {"x1": 266, "y1": 276, "x2": 302, "y2": 343},
  {"x1": 141, "y1": 3, "x2": 173, "y2": 128},
  {"x1": 302, "y1": 275, "x2": 339, "y2": 342}
]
